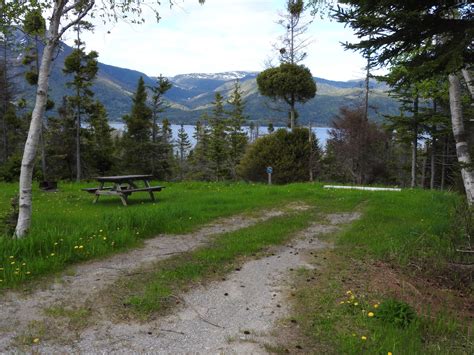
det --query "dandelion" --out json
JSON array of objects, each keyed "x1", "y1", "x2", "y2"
[
  {"x1": 33, "y1": 338, "x2": 40, "y2": 344},
  {"x1": 26, "y1": 271, "x2": 31, "y2": 275},
  {"x1": 74, "y1": 246, "x2": 79, "y2": 249},
  {"x1": 388, "y1": 352, "x2": 392, "y2": 355},
  {"x1": 354, "y1": 302, "x2": 359, "y2": 306},
  {"x1": 50, "y1": 253, "x2": 55, "y2": 257},
  {"x1": 361, "y1": 336, "x2": 367, "y2": 341},
  {"x1": 374, "y1": 304, "x2": 379, "y2": 308},
  {"x1": 22, "y1": 263, "x2": 26, "y2": 266},
  {"x1": 54, "y1": 242, "x2": 58, "y2": 246},
  {"x1": 350, "y1": 295, "x2": 355, "y2": 300},
  {"x1": 103, "y1": 237, "x2": 107, "y2": 241},
  {"x1": 10, "y1": 261, "x2": 15, "y2": 265},
  {"x1": 339, "y1": 301, "x2": 345, "y2": 304},
  {"x1": 79, "y1": 245, "x2": 84, "y2": 249},
  {"x1": 99, "y1": 229, "x2": 103, "y2": 233},
  {"x1": 368, "y1": 312, "x2": 374, "y2": 317},
  {"x1": 346, "y1": 290, "x2": 352, "y2": 295},
  {"x1": 9, "y1": 256, "x2": 14, "y2": 259}
]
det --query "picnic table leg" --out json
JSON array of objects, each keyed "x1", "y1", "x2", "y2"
[
  {"x1": 93, "y1": 182, "x2": 105, "y2": 204},
  {"x1": 115, "y1": 184, "x2": 128, "y2": 206},
  {"x1": 144, "y1": 179, "x2": 156, "y2": 202}
]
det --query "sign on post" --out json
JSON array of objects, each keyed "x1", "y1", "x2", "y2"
[{"x1": 266, "y1": 166, "x2": 273, "y2": 185}]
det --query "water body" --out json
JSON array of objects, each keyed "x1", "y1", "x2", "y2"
[{"x1": 110, "y1": 123, "x2": 331, "y2": 149}]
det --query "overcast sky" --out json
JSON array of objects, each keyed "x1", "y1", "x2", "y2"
[{"x1": 64, "y1": 0, "x2": 372, "y2": 81}]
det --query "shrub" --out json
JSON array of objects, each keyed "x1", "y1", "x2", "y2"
[{"x1": 237, "y1": 128, "x2": 320, "y2": 184}]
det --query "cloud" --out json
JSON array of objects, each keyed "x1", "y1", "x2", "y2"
[{"x1": 66, "y1": 0, "x2": 373, "y2": 81}]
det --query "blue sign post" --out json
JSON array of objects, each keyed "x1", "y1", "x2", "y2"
[{"x1": 266, "y1": 166, "x2": 273, "y2": 185}]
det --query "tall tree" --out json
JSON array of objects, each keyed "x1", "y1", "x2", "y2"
[
  {"x1": 334, "y1": 0, "x2": 474, "y2": 204},
  {"x1": 122, "y1": 76, "x2": 152, "y2": 173},
  {"x1": 208, "y1": 92, "x2": 228, "y2": 181},
  {"x1": 227, "y1": 81, "x2": 248, "y2": 180},
  {"x1": 63, "y1": 26, "x2": 98, "y2": 182},
  {"x1": 148, "y1": 75, "x2": 172, "y2": 177},
  {"x1": 189, "y1": 119, "x2": 212, "y2": 180},
  {"x1": 15, "y1": 0, "x2": 206, "y2": 238},
  {"x1": 276, "y1": 0, "x2": 311, "y2": 65}
]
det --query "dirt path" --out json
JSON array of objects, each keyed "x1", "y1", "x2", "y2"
[
  {"x1": 0, "y1": 206, "x2": 302, "y2": 351},
  {"x1": 31, "y1": 211, "x2": 361, "y2": 354}
]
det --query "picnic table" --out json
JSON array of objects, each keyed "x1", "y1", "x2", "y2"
[{"x1": 82, "y1": 175, "x2": 164, "y2": 206}]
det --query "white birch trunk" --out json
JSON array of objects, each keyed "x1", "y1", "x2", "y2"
[
  {"x1": 449, "y1": 73, "x2": 474, "y2": 205},
  {"x1": 15, "y1": 5, "x2": 63, "y2": 238}
]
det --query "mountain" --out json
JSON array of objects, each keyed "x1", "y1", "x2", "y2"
[{"x1": 7, "y1": 32, "x2": 400, "y2": 126}]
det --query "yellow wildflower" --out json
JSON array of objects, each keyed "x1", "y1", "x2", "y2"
[
  {"x1": 79, "y1": 245, "x2": 84, "y2": 249},
  {"x1": 9, "y1": 256, "x2": 14, "y2": 259},
  {"x1": 361, "y1": 336, "x2": 367, "y2": 341},
  {"x1": 339, "y1": 301, "x2": 345, "y2": 304},
  {"x1": 33, "y1": 338, "x2": 40, "y2": 344},
  {"x1": 103, "y1": 237, "x2": 107, "y2": 240},
  {"x1": 354, "y1": 302, "x2": 359, "y2": 306},
  {"x1": 10, "y1": 261, "x2": 15, "y2": 265},
  {"x1": 368, "y1": 312, "x2": 374, "y2": 317},
  {"x1": 26, "y1": 271, "x2": 31, "y2": 275},
  {"x1": 50, "y1": 253, "x2": 55, "y2": 257},
  {"x1": 346, "y1": 290, "x2": 352, "y2": 295},
  {"x1": 374, "y1": 304, "x2": 379, "y2": 308},
  {"x1": 74, "y1": 246, "x2": 79, "y2": 249},
  {"x1": 388, "y1": 352, "x2": 393, "y2": 355},
  {"x1": 350, "y1": 295, "x2": 355, "y2": 300}
]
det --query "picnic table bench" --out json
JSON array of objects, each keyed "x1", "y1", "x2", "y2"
[{"x1": 82, "y1": 175, "x2": 164, "y2": 206}]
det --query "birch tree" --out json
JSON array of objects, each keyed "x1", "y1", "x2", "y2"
[{"x1": 14, "y1": 0, "x2": 205, "y2": 238}]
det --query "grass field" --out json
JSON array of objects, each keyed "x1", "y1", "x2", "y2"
[{"x1": 0, "y1": 181, "x2": 471, "y2": 353}]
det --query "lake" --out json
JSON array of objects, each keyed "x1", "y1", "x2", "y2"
[{"x1": 109, "y1": 123, "x2": 331, "y2": 149}]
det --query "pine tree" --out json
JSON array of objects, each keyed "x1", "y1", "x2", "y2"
[
  {"x1": 176, "y1": 124, "x2": 191, "y2": 180},
  {"x1": 227, "y1": 81, "x2": 248, "y2": 180},
  {"x1": 122, "y1": 76, "x2": 153, "y2": 174},
  {"x1": 209, "y1": 92, "x2": 229, "y2": 181}
]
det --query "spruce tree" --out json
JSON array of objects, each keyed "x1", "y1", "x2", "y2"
[
  {"x1": 209, "y1": 92, "x2": 229, "y2": 181},
  {"x1": 189, "y1": 118, "x2": 212, "y2": 180},
  {"x1": 63, "y1": 27, "x2": 98, "y2": 181},
  {"x1": 227, "y1": 81, "x2": 248, "y2": 180},
  {"x1": 122, "y1": 76, "x2": 153, "y2": 174},
  {"x1": 176, "y1": 124, "x2": 191, "y2": 180}
]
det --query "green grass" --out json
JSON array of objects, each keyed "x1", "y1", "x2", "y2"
[
  {"x1": 0, "y1": 181, "x2": 363, "y2": 288},
  {"x1": 0, "y1": 181, "x2": 471, "y2": 353}
]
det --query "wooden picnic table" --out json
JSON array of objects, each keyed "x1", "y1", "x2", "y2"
[{"x1": 82, "y1": 174, "x2": 164, "y2": 206}]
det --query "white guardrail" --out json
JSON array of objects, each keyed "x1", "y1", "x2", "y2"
[{"x1": 323, "y1": 185, "x2": 402, "y2": 192}]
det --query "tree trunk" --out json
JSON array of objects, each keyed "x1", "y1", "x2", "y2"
[
  {"x1": 449, "y1": 73, "x2": 474, "y2": 205},
  {"x1": 15, "y1": 6, "x2": 62, "y2": 238},
  {"x1": 430, "y1": 138, "x2": 436, "y2": 189},
  {"x1": 308, "y1": 122, "x2": 313, "y2": 182},
  {"x1": 421, "y1": 144, "x2": 427, "y2": 188},
  {"x1": 411, "y1": 97, "x2": 419, "y2": 188},
  {"x1": 440, "y1": 136, "x2": 447, "y2": 190},
  {"x1": 461, "y1": 69, "x2": 474, "y2": 100}
]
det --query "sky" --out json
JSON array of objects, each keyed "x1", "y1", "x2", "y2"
[{"x1": 64, "y1": 0, "x2": 373, "y2": 81}]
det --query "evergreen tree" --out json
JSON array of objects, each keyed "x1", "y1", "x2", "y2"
[
  {"x1": 227, "y1": 81, "x2": 248, "y2": 180},
  {"x1": 83, "y1": 101, "x2": 115, "y2": 176},
  {"x1": 176, "y1": 124, "x2": 191, "y2": 180},
  {"x1": 209, "y1": 92, "x2": 229, "y2": 181},
  {"x1": 63, "y1": 27, "x2": 98, "y2": 181},
  {"x1": 189, "y1": 119, "x2": 212, "y2": 180},
  {"x1": 122, "y1": 76, "x2": 153, "y2": 173}
]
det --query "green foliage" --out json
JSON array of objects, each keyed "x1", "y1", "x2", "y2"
[
  {"x1": 189, "y1": 120, "x2": 213, "y2": 180},
  {"x1": 176, "y1": 124, "x2": 191, "y2": 180},
  {"x1": 237, "y1": 128, "x2": 321, "y2": 184},
  {"x1": 334, "y1": 1, "x2": 473, "y2": 77},
  {"x1": 227, "y1": 81, "x2": 248, "y2": 179},
  {"x1": 208, "y1": 93, "x2": 229, "y2": 180},
  {"x1": 23, "y1": 8, "x2": 46, "y2": 36},
  {"x1": 122, "y1": 76, "x2": 153, "y2": 173},
  {"x1": 376, "y1": 299, "x2": 417, "y2": 329},
  {"x1": 257, "y1": 63, "x2": 316, "y2": 106}
]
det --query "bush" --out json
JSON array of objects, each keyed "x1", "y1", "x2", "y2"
[{"x1": 237, "y1": 128, "x2": 320, "y2": 184}]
